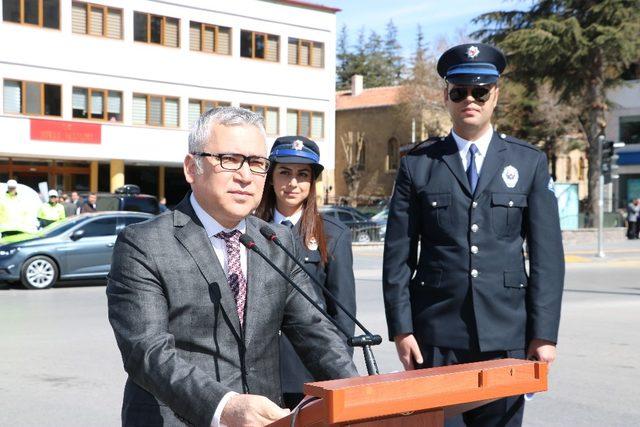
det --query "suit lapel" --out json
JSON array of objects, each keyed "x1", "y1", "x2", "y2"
[
  {"x1": 172, "y1": 197, "x2": 242, "y2": 338},
  {"x1": 475, "y1": 133, "x2": 507, "y2": 196},
  {"x1": 440, "y1": 134, "x2": 472, "y2": 196},
  {"x1": 243, "y1": 217, "x2": 270, "y2": 347}
]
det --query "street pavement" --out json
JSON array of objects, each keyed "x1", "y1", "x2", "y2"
[{"x1": 0, "y1": 240, "x2": 639, "y2": 426}]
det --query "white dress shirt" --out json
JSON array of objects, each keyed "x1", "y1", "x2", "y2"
[
  {"x1": 189, "y1": 194, "x2": 243, "y2": 427},
  {"x1": 452, "y1": 126, "x2": 494, "y2": 175},
  {"x1": 273, "y1": 208, "x2": 303, "y2": 226}
]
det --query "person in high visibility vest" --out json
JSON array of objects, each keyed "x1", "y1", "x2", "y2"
[
  {"x1": 37, "y1": 190, "x2": 66, "y2": 228},
  {"x1": 0, "y1": 179, "x2": 32, "y2": 235}
]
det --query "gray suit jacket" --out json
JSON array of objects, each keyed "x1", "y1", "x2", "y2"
[{"x1": 107, "y1": 195, "x2": 358, "y2": 426}]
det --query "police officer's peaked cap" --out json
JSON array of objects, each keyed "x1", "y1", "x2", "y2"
[
  {"x1": 269, "y1": 135, "x2": 324, "y2": 178},
  {"x1": 437, "y1": 43, "x2": 506, "y2": 85}
]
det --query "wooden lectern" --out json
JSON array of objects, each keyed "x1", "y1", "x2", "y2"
[{"x1": 270, "y1": 358, "x2": 546, "y2": 426}]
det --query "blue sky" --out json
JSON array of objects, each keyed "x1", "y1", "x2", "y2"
[{"x1": 319, "y1": 0, "x2": 532, "y2": 57}]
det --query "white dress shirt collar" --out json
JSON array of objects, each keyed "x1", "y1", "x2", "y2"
[
  {"x1": 273, "y1": 208, "x2": 303, "y2": 226},
  {"x1": 190, "y1": 193, "x2": 246, "y2": 237},
  {"x1": 452, "y1": 126, "x2": 494, "y2": 160}
]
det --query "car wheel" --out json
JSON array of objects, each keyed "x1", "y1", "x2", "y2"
[
  {"x1": 20, "y1": 256, "x2": 59, "y2": 290},
  {"x1": 356, "y1": 231, "x2": 371, "y2": 243}
]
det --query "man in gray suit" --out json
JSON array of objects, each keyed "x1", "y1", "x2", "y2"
[{"x1": 107, "y1": 107, "x2": 358, "y2": 426}]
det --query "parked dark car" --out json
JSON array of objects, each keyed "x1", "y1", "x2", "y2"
[
  {"x1": 319, "y1": 206, "x2": 382, "y2": 243},
  {"x1": 83, "y1": 184, "x2": 160, "y2": 215},
  {"x1": 0, "y1": 211, "x2": 152, "y2": 289}
]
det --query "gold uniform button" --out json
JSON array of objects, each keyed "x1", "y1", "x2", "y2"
[
  {"x1": 471, "y1": 224, "x2": 479, "y2": 233},
  {"x1": 470, "y1": 269, "x2": 478, "y2": 278},
  {"x1": 471, "y1": 246, "x2": 478, "y2": 254}
]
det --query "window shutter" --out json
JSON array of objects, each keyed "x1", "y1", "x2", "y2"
[
  {"x1": 299, "y1": 42, "x2": 310, "y2": 66},
  {"x1": 72, "y1": 3, "x2": 87, "y2": 34},
  {"x1": 265, "y1": 35, "x2": 279, "y2": 62},
  {"x1": 164, "y1": 98, "x2": 179, "y2": 127},
  {"x1": 265, "y1": 108, "x2": 278, "y2": 135},
  {"x1": 132, "y1": 95, "x2": 147, "y2": 125},
  {"x1": 106, "y1": 9, "x2": 122, "y2": 39},
  {"x1": 188, "y1": 100, "x2": 201, "y2": 126},
  {"x1": 287, "y1": 110, "x2": 298, "y2": 135},
  {"x1": 149, "y1": 97, "x2": 163, "y2": 126},
  {"x1": 189, "y1": 22, "x2": 200, "y2": 51},
  {"x1": 89, "y1": 7, "x2": 104, "y2": 36},
  {"x1": 25, "y1": 82, "x2": 42, "y2": 115},
  {"x1": 288, "y1": 39, "x2": 298, "y2": 65},
  {"x1": 72, "y1": 87, "x2": 87, "y2": 110},
  {"x1": 217, "y1": 27, "x2": 231, "y2": 54},
  {"x1": 300, "y1": 111, "x2": 311, "y2": 137},
  {"x1": 164, "y1": 18, "x2": 179, "y2": 47},
  {"x1": 311, "y1": 112, "x2": 324, "y2": 139},
  {"x1": 203, "y1": 26, "x2": 215, "y2": 53},
  {"x1": 108, "y1": 91, "x2": 121, "y2": 114},
  {"x1": 311, "y1": 43, "x2": 323, "y2": 67},
  {"x1": 91, "y1": 90, "x2": 104, "y2": 116},
  {"x1": 3, "y1": 80, "x2": 22, "y2": 113}
]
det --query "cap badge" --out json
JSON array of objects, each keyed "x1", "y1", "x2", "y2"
[
  {"x1": 466, "y1": 45, "x2": 480, "y2": 59},
  {"x1": 501, "y1": 165, "x2": 519, "y2": 188},
  {"x1": 292, "y1": 140, "x2": 304, "y2": 151}
]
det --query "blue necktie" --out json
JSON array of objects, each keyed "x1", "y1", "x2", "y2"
[
  {"x1": 280, "y1": 220, "x2": 294, "y2": 229},
  {"x1": 467, "y1": 144, "x2": 479, "y2": 194}
]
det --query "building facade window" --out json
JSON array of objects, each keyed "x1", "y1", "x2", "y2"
[
  {"x1": 387, "y1": 137, "x2": 399, "y2": 171},
  {"x1": 72, "y1": 87, "x2": 122, "y2": 121},
  {"x1": 188, "y1": 99, "x2": 231, "y2": 125},
  {"x1": 620, "y1": 115, "x2": 640, "y2": 145},
  {"x1": 287, "y1": 38, "x2": 324, "y2": 68},
  {"x1": 72, "y1": 2, "x2": 122, "y2": 39},
  {"x1": 3, "y1": 79, "x2": 61, "y2": 116},
  {"x1": 133, "y1": 11, "x2": 179, "y2": 47},
  {"x1": 286, "y1": 109, "x2": 324, "y2": 139},
  {"x1": 240, "y1": 30, "x2": 279, "y2": 61},
  {"x1": 241, "y1": 104, "x2": 279, "y2": 135},
  {"x1": 189, "y1": 21, "x2": 231, "y2": 55},
  {"x1": 3, "y1": 0, "x2": 59, "y2": 29},
  {"x1": 132, "y1": 94, "x2": 179, "y2": 127}
]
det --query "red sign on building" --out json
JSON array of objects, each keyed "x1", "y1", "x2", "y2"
[{"x1": 30, "y1": 119, "x2": 102, "y2": 144}]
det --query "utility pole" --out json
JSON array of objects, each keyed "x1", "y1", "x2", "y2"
[{"x1": 597, "y1": 135, "x2": 605, "y2": 258}]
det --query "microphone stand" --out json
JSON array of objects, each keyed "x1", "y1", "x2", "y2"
[{"x1": 257, "y1": 227, "x2": 383, "y2": 375}]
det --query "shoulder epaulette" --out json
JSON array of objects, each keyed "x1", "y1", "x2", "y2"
[
  {"x1": 498, "y1": 133, "x2": 541, "y2": 152},
  {"x1": 407, "y1": 136, "x2": 444, "y2": 155}
]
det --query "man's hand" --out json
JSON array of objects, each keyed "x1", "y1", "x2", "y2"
[
  {"x1": 394, "y1": 333, "x2": 423, "y2": 371},
  {"x1": 220, "y1": 394, "x2": 290, "y2": 427},
  {"x1": 527, "y1": 339, "x2": 557, "y2": 364}
]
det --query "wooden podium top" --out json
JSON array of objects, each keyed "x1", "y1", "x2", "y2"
[{"x1": 271, "y1": 358, "x2": 547, "y2": 426}]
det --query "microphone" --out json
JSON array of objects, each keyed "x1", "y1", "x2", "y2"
[
  {"x1": 239, "y1": 233, "x2": 380, "y2": 375},
  {"x1": 258, "y1": 225, "x2": 382, "y2": 375},
  {"x1": 238, "y1": 233, "x2": 354, "y2": 341}
]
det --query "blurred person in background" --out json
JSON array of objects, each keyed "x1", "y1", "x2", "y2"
[
  {"x1": 255, "y1": 135, "x2": 356, "y2": 409},
  {"x1": 0, "y1": 179, "x2": 31, "y2": 235},
  {"x1": 61, "y1": 193, "x2": 79, "y2": 217},
  {"x1": 80, "y1": 193, "x2": 98, "y2": 213},
  {"x1": 37, "y1": 190, "x2": 66, "y2": 228}
]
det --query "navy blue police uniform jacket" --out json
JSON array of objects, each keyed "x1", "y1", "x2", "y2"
[
  {"x1": 280, "y1": 214, "x2": 356, "y2": 393},
  {"x1": 383, "y1": 132, "x2": 564, "y2": 352}
]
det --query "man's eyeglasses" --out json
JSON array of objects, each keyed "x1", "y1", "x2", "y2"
[
  {"x1": 191, "y1": 152, "x2": 271, "y2": 174},
  {"x1": 448, "y1": 85, "x2": 493, "y2": 103}
]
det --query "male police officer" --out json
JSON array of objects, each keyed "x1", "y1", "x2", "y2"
[{"x1": 383, "y1": 43, "x2": 564, "y2": 426}]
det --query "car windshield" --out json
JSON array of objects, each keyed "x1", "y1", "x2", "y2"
[{"x1": 371, "y1": 208, "x2": 388, "y2": 221}]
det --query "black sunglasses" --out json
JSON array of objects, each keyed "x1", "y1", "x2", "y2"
[{"x1": 448, "y1": 85, "x2": 493, "y2": 103}]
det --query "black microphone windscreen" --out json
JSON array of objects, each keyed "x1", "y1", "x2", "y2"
[
  {"x1": 239, "y1": 233, "x2": 255, "y2": 248},
  {"x1": 260, "y1": 225, "x2": 277, "y2": 241}
]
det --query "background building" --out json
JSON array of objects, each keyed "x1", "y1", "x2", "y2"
[
  {"x1": 334, "y1": 75, "x2": 450, "y2": 204},
  {"x1": 0, "y1": 0, "x2": 338, "y2": 205}
]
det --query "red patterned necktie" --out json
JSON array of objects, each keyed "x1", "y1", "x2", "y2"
[{"x1": 214, "y1": 230, "x2": 247, "y2": 326}]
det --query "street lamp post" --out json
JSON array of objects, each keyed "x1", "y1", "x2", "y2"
[{"x1": 597, "y1": 135, "x2": 605, "y2": 258}]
